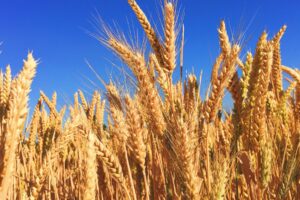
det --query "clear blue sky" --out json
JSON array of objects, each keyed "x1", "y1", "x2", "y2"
[{"x1": 0, "y1": 0, "x2": 299, "y2": 110}]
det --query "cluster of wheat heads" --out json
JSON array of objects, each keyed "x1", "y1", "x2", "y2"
[{"x1": 0, "y1": 0, "x2": 300, "y2": 199}]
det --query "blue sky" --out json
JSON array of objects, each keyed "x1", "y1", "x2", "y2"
[{"x1": 0, "y1": 0, "x2": 299, "y2": 110}]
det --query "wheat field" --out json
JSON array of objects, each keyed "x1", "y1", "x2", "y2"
[{"x1": 0, "y1": 0, "x2": 299, "y2": 199}]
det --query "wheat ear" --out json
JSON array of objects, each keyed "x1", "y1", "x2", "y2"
[
  {"x1": 204, "y1": 44, "x2": 240, "y2": 122},
  {"x1": 218, "y1": 20, "x2": 231, "y2": 56},
  {"x1": 0, "y1": 65, "x2": 11, "y2": 111},
  {"x1": 83, "y1": 131, "x2": 98, "y2": 200},
  {"x1": 108, "y1": 37, "x2": 166, "y2": 136},
  {"x1": 94, "y1": 137, "x2": 131, "y2": 199},
  {"x1": 164, "y1": 2, "x2": 176, "y2": 72},
  {"x1": 128, "y1": 0, "x2": 165, "y2": 67},
  {"x1": 271, "y1": 25, "x2": 287, "y2": 99},
  {"x1": 0, "y1": 53, "x2": 37, "y2": 198},
  {"x1": 244, "y1": 33, "x2": 273, "y2": 150}
]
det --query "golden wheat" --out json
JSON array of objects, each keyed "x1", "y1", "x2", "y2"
[{"x1": 0, "y1": 1, "x2": 300, "y2": 200}]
